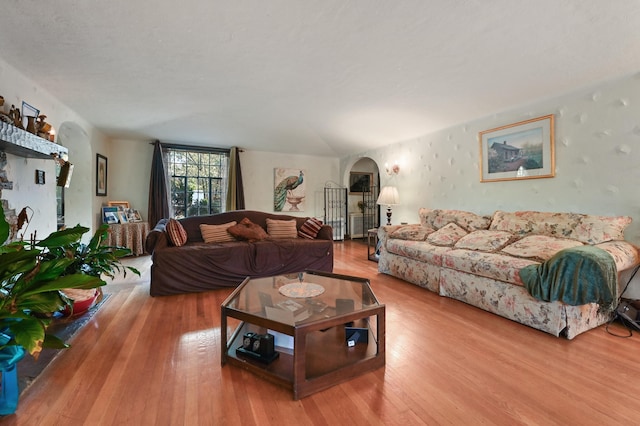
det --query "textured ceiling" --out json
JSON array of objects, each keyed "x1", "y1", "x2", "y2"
[{"x1": 0, "y1": 1, "x2": 639, "y2": 157}]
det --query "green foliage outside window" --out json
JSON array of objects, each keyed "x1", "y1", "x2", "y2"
[{"x1": 166, "y1": 148, "x2": 229, "y2": 218}]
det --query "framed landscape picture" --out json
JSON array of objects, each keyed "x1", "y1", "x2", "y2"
[{"x1": 479, "y1": 114, "x2": 555, "y2": 183}]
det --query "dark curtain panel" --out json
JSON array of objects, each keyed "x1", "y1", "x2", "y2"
[
  {"x1": 226, "y1": 147, "x2": 245, "y2": 210},
  {"x1": 148, "y1": 140, "x2": 171, "y2": 227}
]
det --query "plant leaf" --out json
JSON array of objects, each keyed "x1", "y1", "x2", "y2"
[
  {"x1": 15, "y1": 291, "x2": 67, "y2": 313},
  {"x1": 6, "y1": 315, "x2": 46, "y2": 358},
  {"x1": 43, "y1": 334, "x2": 69, "y2": 350},
  {"x1": 36, "y1": 225, "x2": 89, "y2": 248},
  {"x1": 20, "y1": 274, "x2": 104, "y2": 297},
  {"x1": 0, "y1": 203, "x2": 9, "y2": 243}
]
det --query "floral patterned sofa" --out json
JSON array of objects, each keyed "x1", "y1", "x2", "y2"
[{"x1": 378, "y1": 209, "x2": 640, "y2": 339}]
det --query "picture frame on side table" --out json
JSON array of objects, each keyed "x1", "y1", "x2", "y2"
[
  {"x1": 118, "y1": 210, "x2": 129, "y2": 224},
  {"x1": 96, "y1": 154, "x2": 108, "y2": 196},
  {"x1": 127, "y1": 209, "x2": 143, "y2": 222},
  {"x1": 102, "y1": 206, "x2": 119, "y2": 224},
  {"x1": 108, "y1": 201, "x2": 130, "y2": 209},
  {"x1": 479, "y1": 114, "x2": 555, "y2": 183}
]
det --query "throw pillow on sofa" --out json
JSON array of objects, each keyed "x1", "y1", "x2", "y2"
[
  {"x1": 389, "y1": 224, "x2": 434, "y2": 241},
  {"x1": 298, "y1": 217, "x2": 323, "y2": 239},
  {"x1": 454, "y1": 230, "x2": 514, "y2": 252},
  {"x1": 166, "y1": 218, "x2": 188, "y2": 247},
  {"x1": 200, "y1": 221, "x2": 237, "y2": 243},
  {"x1": 228, "y1": 218, "x2": 268, "y2": 242},
  {"x1": 266, "y1": 218, "x2": 298, "y2": 239},
  {"x1": 427, "y1": 223, "x2": 467, "y2": 246}
]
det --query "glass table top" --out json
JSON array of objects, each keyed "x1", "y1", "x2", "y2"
[{"x1": 222, "y1": 271, "x2": 380, "y2": 326}]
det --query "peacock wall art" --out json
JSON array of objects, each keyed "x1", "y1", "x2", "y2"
[{"x1": 274, "y1": 168, "x2": 306, "y2": 212}]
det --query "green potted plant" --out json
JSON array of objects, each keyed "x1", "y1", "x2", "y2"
[{"x1": 0, "y1": 204, "x2": 138, "y2": 414}]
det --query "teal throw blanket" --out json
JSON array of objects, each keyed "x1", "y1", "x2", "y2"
[{"x1": 520, "y1": 245, "x2": 617, "y2": 311}]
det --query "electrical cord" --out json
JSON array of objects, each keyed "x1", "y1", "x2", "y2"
[{"x1": 605, "y1": 264, "x2": 640, "y2": 338}]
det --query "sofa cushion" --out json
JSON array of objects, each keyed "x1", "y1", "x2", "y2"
[
  {"x1": 228, "y1": 218, "x2": 268, "y2": 242},
  {"x1": 387, "y1": 239, "x2": 451, "y2": 266},
  {"x1": 489, "y1": 210, "x2": 632, "y2": 244},
  {"x1": 298, "y1": 217, "x2": 323, "y2": 239},
  {"x1": 419, "y1": 208, "x2": 491, "y2": 231},
  {"x1": 200, "y1": 221, "x2": 237, "y2": 243},
  {"x1": 595, "y1": 240, "x2": 640, "y2": 271},
  {"x1": 573, "y1": 215, "x2": 632, "y2": 244},
  {"x1": 266, "y1": 218, "x2": 298, "y2": 239},
  {"x1": 427, "y1": 223, "x2": 468, "y2": 246},
  {"x1": 501, "y1": 235, "x2": 583, "y2": 261},
  {"x1": 442, "y1": 249, "x2": 539, "y2": 285},
  {"x1": 454, "y1": 230, "x2": 514, "y2": 252},
  {"x1": 166, "y1": 218, "x2": 188, "y2": 247},
  {"x1": 390, "y1": 224, "x2": 434, "y2": 241}
]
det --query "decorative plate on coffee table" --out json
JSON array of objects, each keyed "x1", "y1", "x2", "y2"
[{"x1": 278, "y1": 282, "x2": 325, "y2": 298}]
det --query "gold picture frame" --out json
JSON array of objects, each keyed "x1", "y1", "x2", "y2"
[
  {"x1": 108, "y1": 201, "x2": 130, "y2": 209},
  {"x1": 479, "y1": 114, "x2": 555, "y2": 182}
]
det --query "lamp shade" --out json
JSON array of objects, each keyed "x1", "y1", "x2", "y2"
[{"x1": 376, "y1": 186, "x2": 399, "y2": 206}]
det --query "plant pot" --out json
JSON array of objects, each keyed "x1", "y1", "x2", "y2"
[
  {"x1": 61, "y1": 288, "x2": 101, "y2": 317},
  {"x1": 0, "y1": 336, "x2": 25, "y2": 415}
]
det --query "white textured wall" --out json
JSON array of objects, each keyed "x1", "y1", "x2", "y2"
[
  {"x1": 108, "y1": 139, "x2": 154, "y2": 221},
  {"x1": 0, "y1": 56, "x2": 108, "y2": 238},
  {"x1": 341, "y1": 73, "x2": 640, "y2": 246},
  {"x1": 240, "y1": 150, "x2": 340, "y2": 218},
  {"x1": 106, "y1": 146, "x2": 341, "y2": 223}
]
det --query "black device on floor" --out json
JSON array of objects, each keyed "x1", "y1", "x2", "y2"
[
  {"x1": 236, "y1": 332, "x2": 279, "y2": 363},
  {"x1": 345, "y1": 326, "x2": 369, "y2": 347},
  {"x1": 617, "y1": 301, "x2": 640, "y2": 331}
]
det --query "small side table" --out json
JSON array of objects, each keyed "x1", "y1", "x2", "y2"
[
  {"x1": 106, "y1": 222, "x2": 150, "y2": 256},
  {"x1": 367, "y1": 228, "x2": 379, "y2": 262}
]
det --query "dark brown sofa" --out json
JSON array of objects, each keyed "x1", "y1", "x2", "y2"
[{"x1": 145, "y1": 210, "x2": 334, "y2": 296}]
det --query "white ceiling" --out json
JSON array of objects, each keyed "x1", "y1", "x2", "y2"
[{"x1": 1, "y1": 1, "x2": 639, "y2": 157}]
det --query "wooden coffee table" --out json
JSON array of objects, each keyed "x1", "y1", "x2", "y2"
[{"x1": 221, "y1": 270, "x2": 385, "y2": 400}]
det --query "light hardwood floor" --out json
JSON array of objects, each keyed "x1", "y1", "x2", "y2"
[{"x1": 5, "y1": 240, "x2": 640, "y2": 425}]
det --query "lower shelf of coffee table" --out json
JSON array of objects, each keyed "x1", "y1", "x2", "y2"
[{"x1": 225, "y1": 319, "x2": 383, "y2": 398}]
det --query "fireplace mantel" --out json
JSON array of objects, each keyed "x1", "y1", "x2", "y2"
[{"x1": 0, "y1": 122, "x2": 68, "y2": 159}]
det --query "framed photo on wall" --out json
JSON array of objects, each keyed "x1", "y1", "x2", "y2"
[
  {"x1": 349, "y1": 172, "x2": 373, "y2": 194},
  {"x1": 96, "y1": 154, "x2": 108, "y2": 196},
  {"x1": 478, "y1": 114, "x2": 555, "y2": 183},
  {"x1": 274, "y1": 168, "x2": 305, "y2": 212}
]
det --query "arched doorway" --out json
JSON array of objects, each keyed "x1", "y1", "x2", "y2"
[{"x1": 346, "y1": 157, "x2": 380, "y2": 239}]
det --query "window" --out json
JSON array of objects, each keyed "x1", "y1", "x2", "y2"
[{"x1": 165, "y1": 146, "x2": 229, "y2": 218}]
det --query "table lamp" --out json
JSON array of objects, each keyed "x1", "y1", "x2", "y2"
[{"x1": 376, "y1": 186, "x2": 399, "y2": 225}]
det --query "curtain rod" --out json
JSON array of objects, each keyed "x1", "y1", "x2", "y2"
[{"x1": 148, "y1": 141, "x2": 243, "y2": 153}]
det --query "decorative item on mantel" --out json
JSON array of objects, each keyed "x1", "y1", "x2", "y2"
[
  {"x1": 21, "y1": 102, "x2": 39, "y2": 135},
  {"x1": 9, "y1": 105, "x2": 23, "y2": 130},
  {"x1": 36, "y1": 115, "x2": 54, "y2": 142}
]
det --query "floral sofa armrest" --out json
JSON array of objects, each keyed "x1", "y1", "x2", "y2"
[{"x1": 377, "y1": 225, "x2": 404, "y2": 252}]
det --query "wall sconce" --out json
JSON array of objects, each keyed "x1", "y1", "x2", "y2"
[
  {"x1": 51, "y1": 153, "x2": 73, "y2": 187},
  {"x1": 385, "y1": 162, "x2": 400, "y2": 176},
  {"x1": 57, "y1": 162, "x2": 74, "y2": 188}
]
